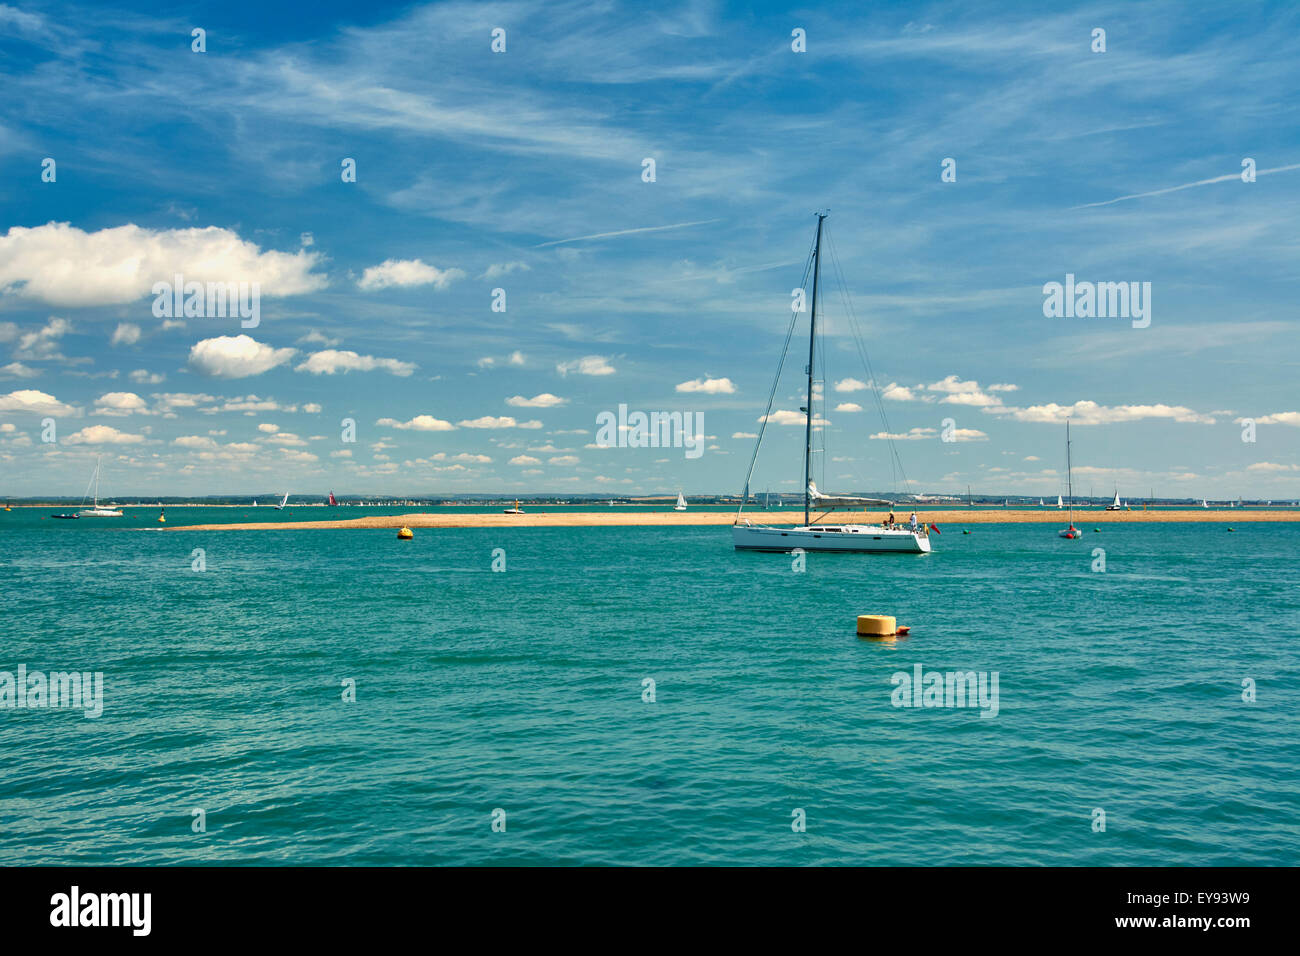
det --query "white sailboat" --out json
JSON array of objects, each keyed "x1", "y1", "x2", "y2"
[
  {"x1": 1202, "y1": 499, "x2": 1209, "y2": 509},
  {"x1": 1058, "y1": 421, "x2": 1080, "y2": 538},
  {"x1": 732, "y1": 214, "x2": 930, "y2": 554},
  {"x1": 1056, "y1": 494, "x2": 1063, "y2": 509},
  {"x1": 503, "y1": 499, "x2": 524, "y2": 515},
  {"x1": 674, "y1": 491, "x2": 688, "y2": 511},
  {"x1": 1038, "y1": 498, "x2": 1044, "y2": 507},
  {"x1": 77, "y1": 456, "x2": 123, "y2": 517},
  {"x1": 273, "y1": 493, "x2": 289, "y2": 510},
  {"x1": 1105, "y1": 488, "x2": 1124, "y2": 511}
]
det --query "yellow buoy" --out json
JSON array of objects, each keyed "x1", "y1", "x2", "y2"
[
  {"x1": 158, "y1": 513, "x2": 165, "y2": 523},
  {"x1": 857, "y1": 614, "x2": 897, "y2": 636},
  {"x1": 397, "y1": 526, "x2": 413, "y2": 540}
]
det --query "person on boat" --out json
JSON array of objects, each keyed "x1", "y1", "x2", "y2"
[
  {"x1": 909, "y1": 512, "x2": 918, "y2": 532},
  {"x1": 887, "y1": 511, "x2": 895, "y2": 529}
]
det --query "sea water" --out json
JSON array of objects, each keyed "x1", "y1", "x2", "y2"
[{"x1": 1, "y1": 511, "x2": 1297, "y2": 865}]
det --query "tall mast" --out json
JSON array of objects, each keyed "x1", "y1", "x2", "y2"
[
  {"x1": 1065, "y1": 420, "x2": 1073, "y2": 523},
  {"x1": 93, "y1": 454, "x2": 102, "y2": 507},
  {"x1": 804, "y1": 213, "x2": 826, "y2": 525}
]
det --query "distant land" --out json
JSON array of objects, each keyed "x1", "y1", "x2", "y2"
[{"x1": 5, "y1": 492, "x2": 1296, "y2": 508}]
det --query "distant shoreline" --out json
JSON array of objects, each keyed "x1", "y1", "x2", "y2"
[{"x1": 165, "y1": 508, "x2": 1300, "y2": 530}]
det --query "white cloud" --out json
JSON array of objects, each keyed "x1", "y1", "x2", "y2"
[
  {"x1": 295, "y1": 349, "x2": 416, "y2": 376},
  {"x1": 0, "y1": 362, "x2": 39, "y2": 379},
  {"x1": 64, "y1": 425, "x2": 144, "y2": 444},
  {"x1": 257, "y1": 423, "x2": 279, "y2": 433},
  {"x1": 93, "y1": 391, "x2": 148, "y2": 416},
  {"x1": 732, "y1": 431, "x2": 758, "y2": 439},
  {"x1": 376, "y1": 415, "x2": 455, "y2": 431},
  {"x1": 927, "y1": 375, "x2": 1001, "y2": 407},
  {"x1": 458, "y1": 415, "x2": 542, "y2": 429},
  {"x1": 1252, "y1": 412, "x2": 1300, "y2": 427},
  {"x1": 111, "y1": 322, "x2": 141, "y2": 346},
  {"x1": 297, "y1": 330, "x2": 341, "y2": 347},
  {"x1": 0, "y1": 222, "x2": 326, "y2": 306},
  {"x1": 173, "y1": 435, "x2": 218, "y2": 449},
  {"x1": 760, "y1": 410, "x2": 828, "y2": 426},
  {"x1": 357, "y1": 258, "x2": 465, "y2": 290},
  {"x1": 1247, "y1": 461, "x2": 1299, "y2": 472},
  {"x1": 834, "y1": 402, "x2": 863, "y2": 412},
  {"x1": 549, "y1": 455, "x2": 579, "y2": 465},
  {"x1": 556, "y1": 355, "x2": 615, "y2": 376},
  {"x1": 675, "y1": 376, "x2": 735, "y2": 394},
  {"x1": 188, "y1": 335, "x2": 296, "y2": 378},
  {"x1": 509, "y1": 455, "x2": 541, "y2": 465},
  {"x1": 990, "y1": 401, "x2": 1215, "y2": 425},
  {"x1": 834, "y1": 377, "x2": 868, "y2": 392},
  {"x1": 153, "y1": 392, "x2": 216, "y2": 412},
  {"x1": 506, "y1": 393, "x2": 566, "y2": 407},
  {"x1": 129, "y1": 369, "x2": 165, "y2": 384},
  {"x1": 482, "y1": 261, "x2": 530, "y2": 279},
  {"x1": 882, "y1": 383, "x2": 926, "y2": 402},
  {"x1": 871, "y1": 428, "x2": 937, "y2": 440},
  {"x1": 0, "y1": 389, "x2": 75, "y2": 415},
  {"x1": 14, "y1": 317, "x2": 71, "y2": 360}
]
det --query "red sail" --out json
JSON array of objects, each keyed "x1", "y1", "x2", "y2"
[{"x1": 328, "y1": 491, "x2": 338, "y2": 506}]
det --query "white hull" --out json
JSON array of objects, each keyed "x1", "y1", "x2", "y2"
[
  {"x1": 77, "y1": 508, "x2": 122, "y2": 517},
  {"x1": 732, "y1": 522, "x2": 931, "y2": 553}
]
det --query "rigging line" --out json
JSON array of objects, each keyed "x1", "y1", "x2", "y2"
[
  {"x1": 737, "y1": 241, "x2": 816, "y2": 515},
  {"x1": 824, "y1": 223, "x2": 911, "y2": 497}
]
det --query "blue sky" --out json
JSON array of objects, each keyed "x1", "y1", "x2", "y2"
[{"x1": 1, "y1": 0, "x2": 1297, "y2": 498}]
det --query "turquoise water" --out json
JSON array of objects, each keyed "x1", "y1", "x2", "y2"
[{"x1": 2, "y1": 509, "x2": 1297, "y2": 865}]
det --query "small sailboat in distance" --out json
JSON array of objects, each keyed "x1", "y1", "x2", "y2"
[
  {"x1": 1202, "y1": 498, "x2": 1209, "y2": 509},
  {"x1": 327, "y1": 491, "x2": 339, "y2": 506},
  {"x1": 77, "y1": 455, "x2": 123, "y2": 517},
  {"x1": 1056, "y1": 494, "x2": 1063, "y2": 509},
  {"x1": 273, "y1": 493, "x2": 289, "y2": 511},
  {"x1": 503, "y1": 499, "x2": 524, "y2": 515},
  {"x1": 1058, "y1": 421, "x2": 1080, "y2": 538},
  {"x1": 674, "y1": 491, "x2": 688, "y2": 511},
  {"x1": 1105, "y1": 487, "x2": 1124, "y2": 511}
]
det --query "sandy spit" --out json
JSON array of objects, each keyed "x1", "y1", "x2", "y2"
[{"x1": 165, "y1": 508, "x2": 1300, "y2": 531}]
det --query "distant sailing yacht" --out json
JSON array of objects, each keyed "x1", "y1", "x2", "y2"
[
  {"x1": 327, "y1": 491, "x2": 339, "y2": 506},
  {"x1": 674, "y1": 491, "x2": 688, "y2": 512},
  {"x1": 1105, "y1": 487, "x2": 1124, "y2": 511},
  {"x1": 1058, "y1": 422, "x2": 1080, "y2": 538},
  {"x1": 503, "y1": 499, "x2": 524, "y2": 515},
  {"x1": 77, "y1": 456, "x2": 123, "y2": 517},
  {"x1": 732, "y1": 214, "x2": 930, "y2": 554},
  {"x1": 1056, "y1": 494, "x2": 1063, "y2": 509},
  {"x1": 273, "y1": 493, "x2": 289, "y2": 511}
]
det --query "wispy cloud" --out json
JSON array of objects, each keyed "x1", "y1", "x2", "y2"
[{"x1": 534, "y1": 219, "x2": 721, "y2": 248}]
